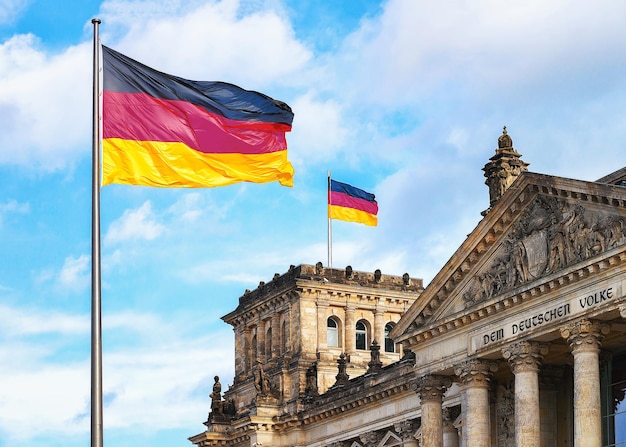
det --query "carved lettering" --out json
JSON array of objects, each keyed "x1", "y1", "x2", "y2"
[
  {"x1": 511, "y1": 304, "x2": 570, "y2": 335},
  {"x1": 579, "y1": 287, "x2": 613, "y2": 309},
  {"x1": 483, "y1": 328, "x2": 504, "y2": 345}
]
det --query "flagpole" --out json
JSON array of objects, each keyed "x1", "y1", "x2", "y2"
[
  {"x1": 327, "y1": 170, "x2": 332, "y2": 269},
  {"x1": 91, "y1": 18, "x2": 104, "y2": 447}
]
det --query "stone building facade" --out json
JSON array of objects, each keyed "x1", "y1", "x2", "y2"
[{"x1": 190, "y1": 129, "x2": 626, "y2": 447}]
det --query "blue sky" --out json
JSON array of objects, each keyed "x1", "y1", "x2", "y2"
[{"x1": 1, "y1": 0, "x2": 626, "y2": 446}]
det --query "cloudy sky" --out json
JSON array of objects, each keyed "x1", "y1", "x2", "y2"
[{"x1": 1, "y1": 0, "x2": 625, "y2": 446}]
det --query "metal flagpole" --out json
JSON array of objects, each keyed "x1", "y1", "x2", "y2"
[
  {"x1": 91, "y1": 18, "x2": 104, "y2": 447},
  {"x1": 327, "y1": 170, "x2": 332, "y2": 268}
]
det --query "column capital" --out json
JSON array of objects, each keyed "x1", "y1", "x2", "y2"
[
  {"x1": 560, "y1": 318, "x2": 610, "y2": 354},
  {"x1": 454, "y1": 358, "x2": 499, "y2": 386},
  {"x1": 393, "y1": 420, "x2": 418, "y2": 441},
  {"x1": 359, "y1": 431, "x2": 381, "y2": 447},
  {"x1": 411, "y1": 374, "x2": 452, "y2": 403},
  {"x1": 502, "y1": 341, "x2": 549, "y2": 374}
]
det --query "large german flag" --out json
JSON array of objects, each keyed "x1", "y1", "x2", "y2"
[{"x1": 101, "y1": 46, "x2": 294, "y2": 188}]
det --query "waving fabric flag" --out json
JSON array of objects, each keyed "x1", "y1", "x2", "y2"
[
  {"x1": 328, "y1": 179, "x2": 378, "y2": 226},
  {"x1": 101, "y1": 45, "x2": 295, "y2": 187}
]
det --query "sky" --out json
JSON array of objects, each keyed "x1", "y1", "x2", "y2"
[{"x1": 1, "y1": 0, "x2": 626, "y2": 446}]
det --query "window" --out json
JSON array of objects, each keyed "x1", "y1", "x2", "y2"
[
  {"x1": 602, "y1": 352, "x2": 626, "y2": 446},
  {"x1": 251, "y1": 334, "x2": 258, "y2": 361},
  {"x1": 281, "y1": 320, "x2": 288, "y2": 353},
  {"x1": 356, "y1": 320, "x2": 368, "y2": 350},
  {"x1": 327, "y1": 317, "x2": 339, "y2": 348},
  {"x1": 384, "y1": 323, "x2": 395, "y2": 353},
  {"x1": 266, "y1": 327, "x2": 272, "y2": 359}
]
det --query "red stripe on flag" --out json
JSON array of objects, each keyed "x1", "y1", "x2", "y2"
[
  {"x1": 103, "y1": 91, "x2": 291, "y2": 155},
  {"x1": 330, "y1": 191, "x2": 379, "y2": 216}
]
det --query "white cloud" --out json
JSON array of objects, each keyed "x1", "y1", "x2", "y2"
[
  {"x1": 0, "y1": 0, "x2": 28, "y2": 25},
  {"x1": 0, "y1": 199, "x2": 29, "y2": 214},
  {"x1": 0, "y1": 305, "x2": 233, "y2": 443},
  {"x1": 0, "y1": 305, "x2": 88, "y2": 336},
  {"x1": 288, "y1": 92, "x2": 348, "y2": 167},
  {"x1": 57, "y1": 254, "x2": 91, "y2": 292},
  {"x1": 101, "y1": 0, "x2": 311, "y2": 86},
  {"x1": 104, "y1": 201, "x2": 165, "y2": 245}
]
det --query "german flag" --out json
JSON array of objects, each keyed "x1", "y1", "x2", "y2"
[
  {"x1": 328, "y1": 179, "x2": 378, "y2": 226},
  {"x1": 101, "y1": 46, "x2": 294, "y2": 188}
]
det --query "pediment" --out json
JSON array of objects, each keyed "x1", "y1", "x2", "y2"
[{"x1": 392, "y1": 171, "x2": 626, "y2": 341}]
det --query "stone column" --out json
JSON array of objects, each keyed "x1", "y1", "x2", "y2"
[
  {"x1": 412, "y1": 375, "x2": 452, "y2": 447},
  {"x1": 344, "y1": 305, "x2": 356, "y2": 355},
  {"x1": 454, "y1": 359, "x2": 498, "y2": 447},
  {"x1": 502, "y1": 341, "x2": 549, "y2": 447},
  {"x1": 560, "y1": 319, "x2": 611, "y2": 447},
  {"x1": 374, "y1": 307, "x2": 385, "y2": 347},
  {"x1": 317, "y1": 302, "x2": 329, "y2": 351},
  {"x1": 394, "y1": 420, "x2": 418, "y2": 447}
]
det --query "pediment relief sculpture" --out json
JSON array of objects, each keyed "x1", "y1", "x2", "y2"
[{"x1": 463, "y1": 195, "x2": 626, "y2": 308}]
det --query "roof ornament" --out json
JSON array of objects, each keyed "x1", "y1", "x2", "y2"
[{"x1": 482, "y1": 126, "x2": 529, "y2": 215}]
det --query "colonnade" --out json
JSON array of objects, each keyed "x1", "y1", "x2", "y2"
[{"x1": 406, "y1": 317, "x2": 610, "y2": 447}]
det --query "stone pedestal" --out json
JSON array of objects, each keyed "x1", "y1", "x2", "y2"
[
  {"x1": 502, "y1": 341, "x2": 548, "y2": 447},
  {"x1": 561, "y1": 318, "x2": 610, "y2": 447},
  {"x1": 455, "y1": 359, "x2": 498, "y2": 447}
]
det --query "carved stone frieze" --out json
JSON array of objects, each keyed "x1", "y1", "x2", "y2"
[
  {"x1": 464, "y1": 195, "x2": 626, "y2": 307},
  {"x1": 496, "y1": 381, "x2": 515, "y2": 447}
]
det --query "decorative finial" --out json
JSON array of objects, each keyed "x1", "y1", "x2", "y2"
[{"x1": 498, "y1": 125, "x2": 513, "y2": 149}]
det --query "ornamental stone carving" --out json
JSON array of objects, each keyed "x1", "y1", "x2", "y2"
[
  {"x1": 455, "y1": 359, "x2": 499, "y2": 386},
  {"x1": 394, "y1": 420, "x2": 418, "y2": 441},
  {"x1": 359, "y1": 431, "x2": 381, "y2": 447},
  {"x1": 464, "y1": 195, "x2": 626, "y2": 307},
  {"x1": 502, "y1": 341, "x2": 549, "y2": 374},
  {"x1": 411, "y1": 375, "x2": 452, "y2": 402},
  {"x1": 560, "y1": 318, "x2": 611, "y2": 354},
  {"x1": 496, "y1": 382, "x2": 515, "y2": 447},
  {"x1": 483, "y1": 127, "x2": 529, "y2": 209}
]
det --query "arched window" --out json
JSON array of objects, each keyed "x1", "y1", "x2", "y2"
[
  {"x1": 327, "y1": 317, "x2": 339, "y2": 348},
  {"x1": 281, "y1": 320, "x2": 288, "y2": 353},
  {"x1": 266, "y1": 327, "x2": 272, "y2": 359},
  {"x1": 251, "y1": 334, "x2": 258, "y2": 361},
  {"x1": 384, "y1": 322, "x2": 395, "y2": 353},
  {"x1": 356, "y1": 320, "x2": 368, "y2": 350}
]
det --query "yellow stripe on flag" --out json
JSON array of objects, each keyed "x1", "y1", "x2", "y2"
[
  {"x1": 328, "y1": 204, "x2": 378, "y2": 226},
  {"x1": 103, "y1": 138, "x2": 294, "y2": 188}
]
